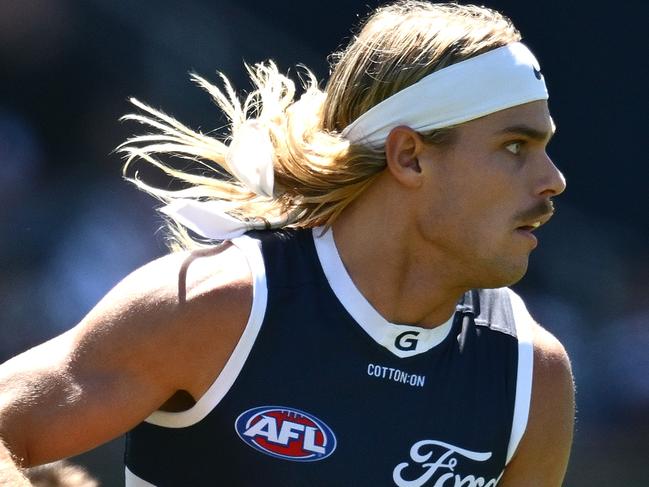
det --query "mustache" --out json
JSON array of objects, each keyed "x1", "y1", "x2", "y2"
[{"x1": 516, "y1": 200, "x2": 555, "y2": 223}]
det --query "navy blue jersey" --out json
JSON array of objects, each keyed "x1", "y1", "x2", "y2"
[{"x1": 125, "y1": 228, "x2": 535, "y2": 486}]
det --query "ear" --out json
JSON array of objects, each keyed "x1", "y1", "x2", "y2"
[{"x1": 384, "y1": 126, "x2": 427, "y2": 188}]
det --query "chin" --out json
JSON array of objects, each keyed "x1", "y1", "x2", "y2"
[{"x1": 473, "y1": 258, "x2": 529, "y2": 289}]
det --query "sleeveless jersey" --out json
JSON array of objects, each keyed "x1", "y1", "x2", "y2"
[{"x1": 124, "y1": 228, "x2": 535, "y2": 486}]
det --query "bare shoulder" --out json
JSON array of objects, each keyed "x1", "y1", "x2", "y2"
[
  {"x1": 2, "y1": 241, "x2": 254, "y2": 402},
  {"x1": 71, "y1": 241, "x2": 254, "y2": 398},
  {"x1": 0, "y1": 241, "x2": 254, "y2": 466},
  {"x1": 85, "y1": 241, "x2": 252, "y2": 322},
  {"x1": 530, "y1": 323, "x2": 573, "y2": 378},
  {"x1": 500, "y1": 322, "x2": 575, "y2": 486}
]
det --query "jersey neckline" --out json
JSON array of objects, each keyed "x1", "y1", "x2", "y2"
[{"x1": 312, "y1": 227, "x2": 455, "y2": 358}]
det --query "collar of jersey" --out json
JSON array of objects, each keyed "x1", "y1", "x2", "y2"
[{"x1": 312, "y1": 227, "x2": 455, "y2": 358}]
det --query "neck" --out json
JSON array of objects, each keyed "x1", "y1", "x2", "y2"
[{"x1": 331, "y1": 174, "x2": 467, "y2": 328}]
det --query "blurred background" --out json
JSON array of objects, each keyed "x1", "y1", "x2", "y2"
[{"x1": 0, "y1": 0, "x2": 646, "y2": 485}]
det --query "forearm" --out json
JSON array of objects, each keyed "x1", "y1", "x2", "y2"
[{"x1": 0, "y1": 438, "x2": 31, "y2": 486}]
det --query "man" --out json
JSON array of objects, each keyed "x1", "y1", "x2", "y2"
[{"x1": 0, "y1": 1, "x2": 574, "y2": 485}]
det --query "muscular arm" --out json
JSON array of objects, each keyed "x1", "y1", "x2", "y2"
[
  {"x1": 0, "y1": 243, "x2": 251, "y2": 476},
  {"x1": 500, "y1": 324, "x2": 575, "y2": 486}
]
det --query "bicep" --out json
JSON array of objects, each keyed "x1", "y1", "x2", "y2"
[
  {"x1": 0, "y1": 253, "x2": 189, "y2": 467},
  {"x1": 0, "y1": 320, "x2": 174, "y2": 467},
  {"x1": 500, "y1": 324, "x2": 575, "y2": 486},
  {"x1": 0, "y1": 244, "x2": 252, "y2": 467}
]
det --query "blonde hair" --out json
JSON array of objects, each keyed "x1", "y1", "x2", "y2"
[{"x1": 119, "y1": 1, "x2": 520, "y2": 251}]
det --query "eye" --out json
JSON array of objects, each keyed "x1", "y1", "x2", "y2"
[{"x1": 505, "y1": 141, "x2": 523, "y2": 155}]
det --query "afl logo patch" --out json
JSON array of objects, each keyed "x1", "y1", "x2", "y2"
[{"x1": 235, "y1": 406, "x2": 337, "y2": 462}]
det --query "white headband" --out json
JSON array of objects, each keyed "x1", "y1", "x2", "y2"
[
  {"x1": 161, "y1": 42, "x2": 548, "y2": 241},
  {"x1": 342, "y1": 42, "x2": 548, "y2": 148}
]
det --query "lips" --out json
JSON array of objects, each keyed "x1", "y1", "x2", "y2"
[
  {"x1": 515, "y1": 227, "x2": 539, "y2": 248},
  {"x1": 514, "y1": 212, "x2": 554, "y2": 249},
  {"x1": 516, "y1": 212, "x2": 554, "y2": 233},
  {"x1": 516, "y1": 222, "x2": 541, "y2": 232}
]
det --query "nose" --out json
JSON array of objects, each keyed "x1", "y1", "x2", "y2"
[{"x1": 537, "y1": 153, "x2": 566, "y2": 197}]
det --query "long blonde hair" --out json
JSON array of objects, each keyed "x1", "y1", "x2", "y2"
[{"x1": 119, "y1": 1, "x2": 520, "y2": 250}]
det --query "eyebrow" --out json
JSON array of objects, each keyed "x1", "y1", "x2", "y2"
[{"x1": 495, "y1": 124, "x2": 556, "y2": 142}]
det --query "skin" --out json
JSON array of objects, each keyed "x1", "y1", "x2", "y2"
[
  {"x1": 334, "y1": 100, "x2": 573, "y2": 484},
  {"x1": 333, "y1": 100, "x2": 564, "y2": 326},
  {"x1": 0, "y1": 244, "x2": 252, "y2": 474},
  {"x1": 0, "y1": 100, "x2": 573, "y2": 485}
]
